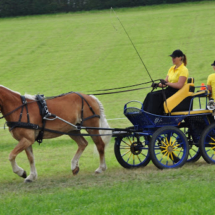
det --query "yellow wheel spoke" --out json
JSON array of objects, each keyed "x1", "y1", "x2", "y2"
[
  {"x1": 209, "y1": 146, "x2": 215, "y2": 150},
  {"x1": 122, "y1": 140, "x2": 131, "y2": 147},
  {"x1": 161, "y1": 149, "x2": 167, "y2": 153},
  {"x1": 161, "y1": 140, "x2": 167, "y2": 146},
  {"x1": 128, "y1": 138, "x2": 133, "y2": 145},
  {"x1": 173, "y1": 149, "x2": 180, "y2": 152},
  {"x1": 122, "y1": 150, "x2": 131, "y2": 156},
  {"x1": 211, "y1": 137, "x2": 215, "y2": 142},
  {"x1": 127, "y1": 152, "x2": 132, "y2": 161},
  {"x1": 171, "y1": 140, "x2": 177, "y2": 146},
  {"x1": 162, "y1": 151, "x2": 168, "y2": 159},
  {"x1": 167, "y1": 153, "x2": 170, "y2": 161},
  {"x1": 160, "y1": 146, "x2": 167, "y2": 149},
  {"x1": 172, "y1": 151, "x2": 178, "y2": 157},
  {"x1": 170, "y1": 152, "x2": 174, "y2": 160},
  {"x1": 172, "y1": 143, "x2": 180, "y2": 148},
  {"x1": 209, "y1": 142, "x2": 215, "y2": 145},
  {"x1": 165, "y1": 137, "x2": 169, "y2": 145},
  {"x1": 169, "y1": 137, "x2": 172, "y2": 145}
]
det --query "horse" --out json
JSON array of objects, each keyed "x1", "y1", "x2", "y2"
[{"x1": 0, "y1": 85, "x2": 112, "y2": 182}]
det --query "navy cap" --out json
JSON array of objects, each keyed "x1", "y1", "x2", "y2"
[
  {"x1": 169, "y1": 49, "x2": 184, "y2": 58},
  {"x1": 211, "y1": 61, "x2": 215, "y2": 66}
]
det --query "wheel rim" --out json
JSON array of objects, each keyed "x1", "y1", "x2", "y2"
[
  {"x1": 203, "y1": 128, "x2": 215, "y2": 162},
  {"x1": 153, "y1": 130, "x2": 188, "y2": 168},
  {"x1": 119, "y1": 136, "x2": 150, "y2": 167},
  {"x1": 184, "y1": 127, "x2": 201, "y2": 162},
  {"x1": 187, "y1": 144, "x2": 200, "y2": 162}
]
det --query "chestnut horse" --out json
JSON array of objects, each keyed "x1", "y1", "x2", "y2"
[{"x1": 0, "y1": 86, "x2": 111, "y2": 182}]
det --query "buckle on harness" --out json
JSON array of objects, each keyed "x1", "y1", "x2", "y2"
[{"x1": 43, "y1": 113, "x2": 57, "y2": 121}]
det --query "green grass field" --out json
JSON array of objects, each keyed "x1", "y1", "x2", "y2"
[{"x1": 1, "y1": 1, "x2": 215, "y2": 214}]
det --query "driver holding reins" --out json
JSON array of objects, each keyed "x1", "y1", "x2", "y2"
[{"x1": 143, "y1": 49, "x2": 189, "y2": 115}]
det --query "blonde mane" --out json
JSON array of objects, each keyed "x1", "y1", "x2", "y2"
[
  {"x1": 0, "y1": 85, "x2": 21, "y2": 95},
  {"x1": 24, "y1": 94, "x2": 36, "y2": 100},
  {"x1": 0, "y1": 85, "x2": 38, "y2": 101}
]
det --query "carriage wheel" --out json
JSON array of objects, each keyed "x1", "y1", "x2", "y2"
[
  {"x1": 149, "y1": 126, "x2": 189, "y2": 169},
  {"x1": 199, "y1": 123, "x2": 215, "y2": 164},
  {"x1": 187, "y1": 144, "x2": 201, "y2": 163},
  {"x1": 183, "y1": 127, "x2": 201, "y2": 163},
  {"x1": 114, "y1": 135, "x2": 150, "y2": 168}
]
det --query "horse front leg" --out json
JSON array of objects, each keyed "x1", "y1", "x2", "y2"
[
  {"x1": 24, "y1": 145, "x2": 37, "y2": 182},
  {"x1": 8, "y1": 137, "x2": 34, "y2": 182},
  {"x1": 70, "y1": 135, "x2": 88, "y2": 175}
]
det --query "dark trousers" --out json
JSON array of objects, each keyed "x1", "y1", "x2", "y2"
[{"x1": 143, "y1": 87, "x2": 178, "y2": 115}]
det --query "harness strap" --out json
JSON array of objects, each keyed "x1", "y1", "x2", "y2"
[
  {"x1": 74, "y1": 92, "x2": 100, "y2": 126},
  {"x1": 19, "y1": 96, "x2": 30, "y2": 123},
  {"x1": 6, "y1": 121, "x2": 113, "y2": 137},
  {"x1": 35, "y1": 94, "x2": 49, "y2": 144},
  {"x1": 82, "y1": 115, "x2": 100, "y2": 122},
  {"x1": 7, "y1": 121, "x2": 39, "y2": 131}
]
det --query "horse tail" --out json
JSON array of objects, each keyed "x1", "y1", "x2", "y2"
[{"x1": 89, "y1": 95, "x2": 112, "y2": 146}]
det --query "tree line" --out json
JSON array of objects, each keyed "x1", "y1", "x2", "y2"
[{"x1": 0, "y1": 0, "x2": 210, "y2": 17}]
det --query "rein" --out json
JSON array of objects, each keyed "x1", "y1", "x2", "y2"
[
  {"x1": 89, "y1": 79, "x2": 160, "y2": 93},
  {"x1": 0, "y1": 100, "x2": 35, "y2": 120},
  {"x1": 90, "y1": 86, "x2": 152, "y2": 96}
]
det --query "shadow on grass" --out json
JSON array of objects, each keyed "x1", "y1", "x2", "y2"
[{"x1": 1, "y1": 159, "x2": 214, "y2": 196}]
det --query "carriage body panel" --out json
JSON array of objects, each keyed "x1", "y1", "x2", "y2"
[{"x1": 124, "y1": 106, "x2": 185, "y2": 130}]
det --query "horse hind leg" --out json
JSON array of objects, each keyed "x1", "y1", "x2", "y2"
[
  {"x1": 69, "y1": 134, "x2": 88, "y2": 175},
  {"x1": 90, "y1": 132, "x2": 107, "y2": 174}
]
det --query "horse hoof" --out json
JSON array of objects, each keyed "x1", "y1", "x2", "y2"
[
  {"x1": 21, "y1": 171, "x2": 27, "y2": 178},
  {"x1": 24, "y1": 179, "x2": 32, "y2": 183},
  {"x1": 95, "y1": 171, "x2": 101, "y2": 174},
  {"x1": 72, "y1": 167, "x2": 79, "y2": 175}
]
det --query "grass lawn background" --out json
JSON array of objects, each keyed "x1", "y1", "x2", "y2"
[{"x1": 0, "y1": 1, "x2": 215, "y2": 214}]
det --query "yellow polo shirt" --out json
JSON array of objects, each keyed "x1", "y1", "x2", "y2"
[
  {"x1": 207, "y1": 73, "x2": 215, "y2": 100},
  {"x1": 167, "y1": 63, "x2": 189, "y2": 85}
]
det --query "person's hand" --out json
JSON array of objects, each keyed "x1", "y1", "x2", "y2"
[
  {"x1": 151, "y1": 83, "x2": 159, "y2": 89},
  {"x1": 160, "y1": 79, "x2": 167, "y2": 85}
]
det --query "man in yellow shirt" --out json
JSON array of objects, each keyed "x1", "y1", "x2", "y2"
[{"x1": 207, "y1": 61, "x2": 215, "y2": 100}]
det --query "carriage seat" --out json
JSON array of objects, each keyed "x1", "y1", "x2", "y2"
[
  {"x1": 163, "y1": 77, "x2": 195, "y2": 114},
  {"x1": 170, "y1": 109, "x2": 213, "y2": 115},
  {"x1": 163, "y1": 77, "x2": 211, "y2": 115}
]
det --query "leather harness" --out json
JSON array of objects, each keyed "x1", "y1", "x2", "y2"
[{"x1": 6, "y1": 93, "x2": 101, "y2": 144}]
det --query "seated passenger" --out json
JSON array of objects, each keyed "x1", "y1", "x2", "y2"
[
  {"x1": 207, "y1": 60, "x2": 215, "y2": 100},
  {"x1": 143, "y1": 49, "x2": 189, "y2": 115}
]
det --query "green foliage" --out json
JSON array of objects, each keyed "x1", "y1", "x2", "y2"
[{"x1": 0, "y1": 0, "x2": 213, "y2": 17}]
